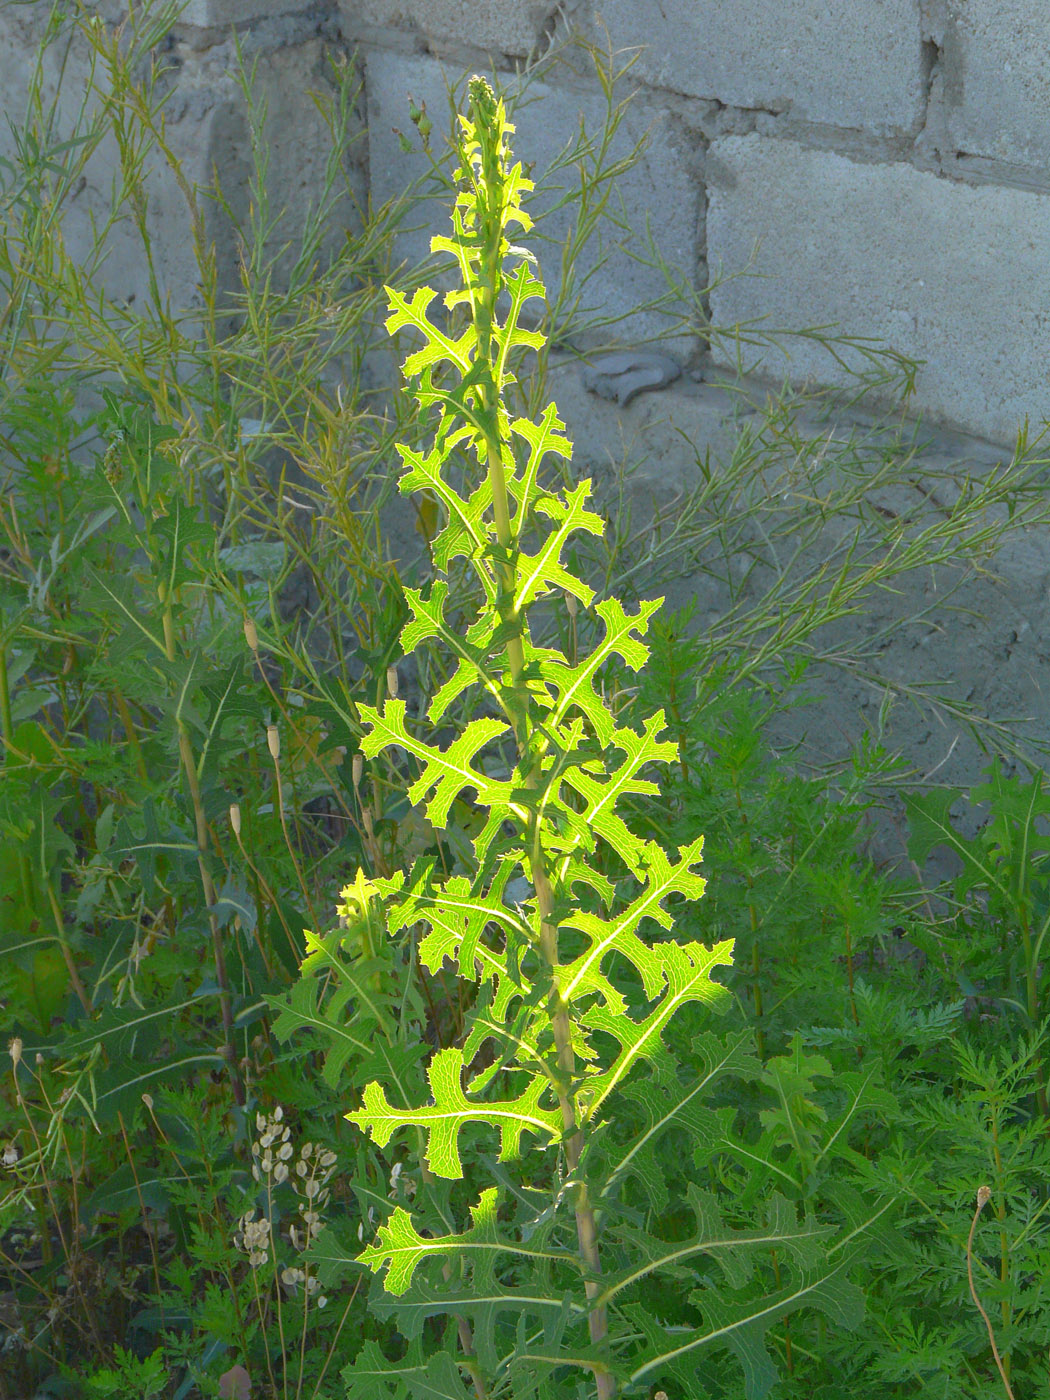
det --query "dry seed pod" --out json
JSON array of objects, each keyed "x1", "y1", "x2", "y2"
[
  {"x1": 352, "y1": 753, "x2": 363, "y2": 790},
  {"x1": 229, "y1": 804, "x2": 242, "y2": 837},
  {"x1": 266, "y1": 725, "x2": 280, "y2": 762},
  {"x1": 243, "y1": 616, "x2": 259, "y2": 652},
  {"x1": 386, "y1": 665, "x2": 399, "y2": 699},
  {"x1": 564, "y1": 591, "x2": 578, "y2": 618}
]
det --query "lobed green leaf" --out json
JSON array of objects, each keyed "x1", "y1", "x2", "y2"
[{"x1": 347, "y1": 1047, "x2": 564, "y2": 1178}]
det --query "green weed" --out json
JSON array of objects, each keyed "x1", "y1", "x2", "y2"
[{"x1": 5, "y1": 4, "x2": 1050, "y2": 1398}]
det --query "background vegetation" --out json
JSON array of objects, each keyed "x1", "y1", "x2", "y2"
[{"x1": 5, "y1": 4, "x2": 1050, "y2": 1398}]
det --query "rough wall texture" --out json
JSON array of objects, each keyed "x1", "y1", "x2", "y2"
[
  {"x1": 3, "y1": 0, "x2": 1050, "y2": 848},
  {"x1": 0, "y1": 0, "x2": 364, "y2": 323}
]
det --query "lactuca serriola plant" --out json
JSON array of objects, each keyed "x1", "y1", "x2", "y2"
[{"x1": 271, "y1": 75, "x2": 864, "y2": 1400}]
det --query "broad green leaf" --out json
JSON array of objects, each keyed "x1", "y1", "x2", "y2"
[
  {"x1": 626, "y1": 1251, "x2": 865, "y2": 1400},
  {"x1": 357, "y1": 699, "x2": 513, "y2": 830},
  {"x1": 604, "y1": 1032, "x2": 758, "y2": 1210},
  {"x1": 595, "y1": 1188, "x2": 832, "y2": 1309},
  {"x1": 341, "y1": 1339, "x2": 471, "y2": 1400},
  {"x1": 560, "y1": 836, "x2": 710, "y2": 1007},
  {"x1": 358, "y1": 1187, "x2": 568, "y2": 1296},
  {"x1": 385, "y1": 285, "x2": 473, "y2": 378},
  {"x1": 506, "y1": 401, "x2": 574, "y2": 530},
  {"x1": 580, "y1": 937, "x2": 734, "y2": 1122},
  {"x1": 347, "y1": 1047, "x2": 563, "y2": 1178}
]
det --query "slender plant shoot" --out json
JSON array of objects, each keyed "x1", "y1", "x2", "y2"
[{"x1": 275, "y1": 76, "x2": 862, "y2": 1400}]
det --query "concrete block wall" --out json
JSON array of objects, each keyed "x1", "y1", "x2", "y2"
[
  {"x1": 4, "y1": 0, "x2": 1050, "y2": 835},
  {"x1": 339, "y1": 0, "x2": 1050, "y2": 445},
  {"x1": 335, "y1": 0, "x2": 1050, "y2": 813},
  {"x1": 6, "y1": 0, "x2": 1043, "y2": 446},
  {"x1": 0, "y1": 0, "x2": 365, "y2": 328}
]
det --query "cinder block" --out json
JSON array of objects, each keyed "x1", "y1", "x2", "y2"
[
  {"x1": 365, "y1": 49, "x2": 701, "y2": 353},
  {"x1": 0, "y1": 3, "x2": 364, "y2": 330},
  {"x1": 706, "y1": 134, "x2": 1050, "y2": 444},
  {"x1": 0, "y1": 4, "x2": 186, "y2": 311},
  {"x1": 929, "y1": 1, "x2": 1050, "y2": 167},
  {"x1": 547, "y1": 358, "x2": 743, "y2": 497},
  {"x1": 198, "y1": 38, "x2": 365, "y2": 294},
  {"x1": 552, "y1": 359, "x2": 1050, "y2": 865},
  {"x1": 337, "y1": 0, "x2": 550, "y2": 56},
  {"x1": 175, "y1": 0, "x2": 279, "y2": 25},
  {"x1": 595, "y1": 0, "x2": 924, "y2": 134}
]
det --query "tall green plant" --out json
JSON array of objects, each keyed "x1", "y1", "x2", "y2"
[{"x1": 276, "y1": 77, "x2": 866, "y2": 1400}]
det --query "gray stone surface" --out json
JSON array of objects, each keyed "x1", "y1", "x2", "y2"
[
  {"x1": 191, "y1": 35, "x2": 365, "y2": 297},
  {"x1": 548, "y1": 354, "x2": 742, "y2": 496},
  {"x1": 580, "y1": 351, "x2": 682, "y2": 406},
  {"x1": 177, "y1": 0, "x2": 280, "y2": 25},
  {"x1": 594, "y1": 0, "x2": 926, "y2": 134},
  {"x1": 364, "y1": 48, "x2": 702, "y2": 354},
  {"x1": 925, "y1": 1, "x2": 1050, "y2": 169},
  {"x1": 10, "y1": 0, "x2": 1050, "y2": 852},
  {"x1": 706, "y1": 133, "x2": 1050, "y2": 443},
  {"x1": 547, "y1": 365, "x2": 1050, "y2": 863},
  {"x1": 338, "y1": 0, "x2": 553, "y2": 56},
  {"x1": 0, "y1": 5, "x2": 364, "y2": 329}
]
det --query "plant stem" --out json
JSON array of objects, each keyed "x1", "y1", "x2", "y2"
[
  {"x1": 0, "y1": 633, "x2": 40, "y2": 933},
  {"x1": 473, "y1": 153, "x2": 612, "y2": 1392},
  {"x1": 732, "y1": 774, "x2": 765, "y2": 1059},
  {"x1": 44, "y1": 882, "x2": 91, "y2": 1016},
  {"x1": 988, "y1": 1114, "x2": 1012, "y2": 1377},
  {"x1": 112, "y1": 685, "x2": 149, "y2": 784},
  {"x1": 967, "y1": 1187, "x2": 1016, "y2": 1400},
  {"x1": 160, "y1": 580, "x2": 244, "y2": 1106},
  {"x1": 843, "y1": 919, "x2": 859, "y2": 1027}
]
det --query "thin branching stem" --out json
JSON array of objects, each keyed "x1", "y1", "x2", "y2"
[{"x1": 967, "y1": 1187, "x2": 1017, "y2": 1400}]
